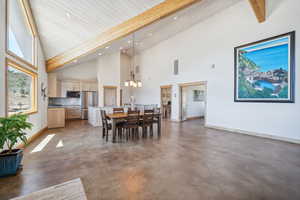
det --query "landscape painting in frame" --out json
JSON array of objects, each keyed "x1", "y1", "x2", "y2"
[{"x1": 234, "y1": 31, "x2": 295, "y2": 103}]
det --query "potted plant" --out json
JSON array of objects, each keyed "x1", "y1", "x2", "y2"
[{"x1": 0, "y1": 114, "x2": 32, "y2": 177}]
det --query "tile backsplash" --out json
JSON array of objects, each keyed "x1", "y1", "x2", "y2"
[{"x1": 49, "y1": 97, "x2": 80, "y2": 106}]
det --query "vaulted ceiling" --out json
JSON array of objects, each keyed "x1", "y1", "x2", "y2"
[
  {"x1": 29, "y1": 0, "x2": 164, "y2": 59},
  {"x1": 29, "y1": 0, "x2": 262, "y2": 71}
]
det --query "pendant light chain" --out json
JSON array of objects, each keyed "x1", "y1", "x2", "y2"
[{"x1": 124, "y1": 32, "x2": 142, "y2": 88}]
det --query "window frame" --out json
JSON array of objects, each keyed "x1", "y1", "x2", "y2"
[
  {"x1": 5, "y1": 58, "x2": 38, "y2": 117},
  {"x1": 5, "y1": 0, "x2": 38, "y2": 70}
]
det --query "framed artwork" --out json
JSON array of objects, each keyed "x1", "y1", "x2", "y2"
[
  {"x1": 234, "y1": 31, "x2": 295, "y2": 103},
  {"x1": 193, "y1": 90, "x2": 204, "y2": 102}
]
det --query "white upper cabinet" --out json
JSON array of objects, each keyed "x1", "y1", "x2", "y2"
[
  {"x1": 80, "y1": 81, "x2": 98, "y2": 92},
  {"x1": 48, "y1": 72, "x2": 98, "y2": 97}
]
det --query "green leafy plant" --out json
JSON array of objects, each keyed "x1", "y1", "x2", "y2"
[{"x1": 0, "y1": 114, "x2": 32, "y2": 154}]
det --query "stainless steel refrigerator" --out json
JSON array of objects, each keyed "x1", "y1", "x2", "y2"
[{"x1": 80, "y1": 91, "x2": 98, "y2": 119}]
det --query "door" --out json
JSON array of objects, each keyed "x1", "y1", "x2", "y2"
[
  {"x1": 104, "y1": 87, "x2": 117, "y2": 106},
  {"x1": 160, "y1": 85, "x2": 172, "y2": 119},
  {"x1": 179, "y1": 82, "x2": 207, "y2": 123}
]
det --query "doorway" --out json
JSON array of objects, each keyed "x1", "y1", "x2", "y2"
[
  {"x1": 160, "y1": 85, "x2": 172, "y2": 119},
  {"x1": 104, "y1": 86, "x2": 117, "y2": 106},
  {"x1": 179, "y1": 82, "x2": 207, "y2": 125}
]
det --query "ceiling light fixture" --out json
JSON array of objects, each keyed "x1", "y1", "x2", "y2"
[
  {"x1": 66, "y1": 12, "x2": 71, "y2": 18},
  {"x1": 105, "y1": 46, "x2": 110, "y2": 49},
  {"x1": 98, "y1": 53, "x2": 102, "y2": 56},
  {"x1": 173, "y1": 16, "x2": 178, "y2": 20}
]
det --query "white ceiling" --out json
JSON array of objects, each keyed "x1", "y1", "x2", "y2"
[
  {"x1": 30, "y1": 0, "x2": 243, "y2": 70},
  {"x1": 29, "y1": 0, "x2": 164, "y2": 59}
]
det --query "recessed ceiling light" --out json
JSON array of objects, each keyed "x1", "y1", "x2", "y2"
[
  {"x1": 66, "y1": 12, "x2": 71, "y2": 18},
  {"x1": 173, "y1": 16, "x2": 178, "y2": 20},
  {"x1": 128, "y1": 40, "x2": 131, "y2": 43},
  {"x1": 98, "y1": 53, "x2": 102, "y2": 56},
  {"x1": 105, "y1": 46, "x2": 110, "y2": 49}
]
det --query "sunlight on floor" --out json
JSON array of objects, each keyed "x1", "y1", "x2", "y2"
[
  {"x1": 56, "y1": 140, "x2": 64, "y2": 148},
  {"x1": 31, "y1": 134, "x2": 55, "y2": 153}
]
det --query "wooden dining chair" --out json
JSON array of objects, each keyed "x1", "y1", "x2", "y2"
[
  {"x1": 123, "y1": 110, "x2": 140, "y2": 140},
  {"x1": 112, "y1": 108, "x2": 126, "y2": 139},
  {"x1": 152, "y1": 108, "x2": 161, "y2": 135},
  {"x1": 140, "y1": 111, "x2": 154, "y2": 138},
  {"x1": 128, "y1": 107, "x2": 138, "y2": 112},
  {"x1": 144, "y1": 109, "x2": 154, "y2": 115},
  {"x1": 100, "y1": 110, "x2": 111, "y2": 141},
  {"x1": 113, "y1": 107, "x2": 124, "y2": 113}
]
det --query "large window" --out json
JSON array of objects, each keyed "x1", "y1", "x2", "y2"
[
  {"x1": 7, "y1": 0, "x2": 36, "y2": 68},
  {"x1": 6, "y1": 59, "x2": 37, "y2": 116}
]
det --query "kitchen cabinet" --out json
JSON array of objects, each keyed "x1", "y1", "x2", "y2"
[
  {"x1": 80, "y1": 81, "x2": 98, "y2": 91},
  {"x1": 48, "y1": 108, "x2": 65, "y2": 128},
  {"x1": 90, "y1": 82, "x2": 98, "y2": 91},
  {"x1": 61, "y1": 81, "x2": 81, "y2": 97},
  {"x1": 88, "y1": 107, "x2": 102, "y2": 127},
  {"x1": 66, "y1": 107, "x2": 81, "y2": 119},
  {"x1": 48, "y1": 73, "x2": 98, "y2": 97},
  {"x1": 48, "y1": 73, "x2": 58, "y2": 97}
]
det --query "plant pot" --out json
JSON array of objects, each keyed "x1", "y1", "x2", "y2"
[{"x1": 0, "y1": 149, "x2": 23, "y2": 177}]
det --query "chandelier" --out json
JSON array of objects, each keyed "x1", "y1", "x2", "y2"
[{"x1": 124, "y1": 33, "x2": 142, "y2": 88}]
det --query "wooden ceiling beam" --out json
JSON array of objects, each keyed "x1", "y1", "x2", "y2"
[
  {"x1": 248, "y1": 0, "x2": 266, "y2": 23},
  {"x1": 46, "y1": 0, "x2": 200, "y2": 72}
]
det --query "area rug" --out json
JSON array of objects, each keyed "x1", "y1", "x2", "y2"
[{"x1": 11, "y1": 178, "x2": 87, "y2": 200}]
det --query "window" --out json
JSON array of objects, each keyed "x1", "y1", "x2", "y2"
[
  {"x1": 7, "y1": 0, "x2": 36, "y2": 68},
  {"x1": 6, "y1": 59, "x2": 37, "y2": 116}
]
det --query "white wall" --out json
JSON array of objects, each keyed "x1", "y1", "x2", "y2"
[
  {"x1": 0, "y1": 1, "x2": 48, "y2": 143},
  {"x1": 133, "y1": 0, "x2": 300, "y2": 141},
  {"x1": 56, "y1": 59, "x2": 98, "y2": 81},
  {"x1": 97, "y1": 52, "x2": 121, "y2": 106}
]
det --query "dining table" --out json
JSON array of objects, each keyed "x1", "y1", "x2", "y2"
[{"x1": 106, "y1": 112, "x2": 161, "y2": 142}]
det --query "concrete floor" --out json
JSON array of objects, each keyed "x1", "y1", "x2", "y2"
[{"x1": 1, "y1": 119, "x2": 300, "y2": 200}]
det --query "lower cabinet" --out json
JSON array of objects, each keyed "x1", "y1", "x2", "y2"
[
  {"x1": 66, "y1": 108, "x2": 81, "y2": 119},
  {"x1": 48, "y1": 108, "x2": 65, "y2": 128}
]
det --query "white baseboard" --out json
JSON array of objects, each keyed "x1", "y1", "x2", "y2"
[{"x1": 205, "y1": 124, "x2": 300, "y2": 145}]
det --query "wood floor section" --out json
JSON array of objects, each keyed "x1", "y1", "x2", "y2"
[{"x1": 1, "y1": 119, "x2": 300, "y2": 200}]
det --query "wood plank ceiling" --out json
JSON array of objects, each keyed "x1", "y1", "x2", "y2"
[
  {"x1": 45, "y1": 0, "x2": 200, "y2": 72},
  {"x1": 29, "y1": 0, "x2": 165, "y2": 59},
  {"x1": 29, "y1": 0, "x2": 262, "y2": 71}
]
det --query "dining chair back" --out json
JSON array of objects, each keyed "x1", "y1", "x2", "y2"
[
  {"x1": 142, "y1": 112, "x2": 154, "y2": 125},
  {"x1": 128, "y1": 107, "x2": 138, "y2": 112},
  {"x1": 113, "y1": 107, "x2": 124, "y2": 113},
  {"x1": 100, "y1": 110, "x2": 111, "y2": 141},
  {"x1": 127, "y1": 110, "x2": 140, "y2": 115},
  {"x1": 124, "y1": 111, "x2": 140, "y2": 140},
  {"x1": 125, "y1": 113, "x2": 140, "y2": 126},
  {"x1": 144, "y1": 109, "x2": 154, "y2": 115}
]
